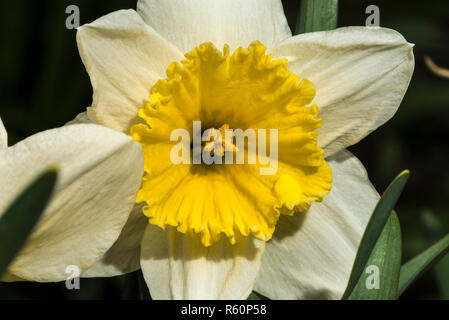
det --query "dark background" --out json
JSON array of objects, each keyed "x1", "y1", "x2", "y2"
[{"x1": 0, "y1": 0, "x2": 448, "y2": 299}]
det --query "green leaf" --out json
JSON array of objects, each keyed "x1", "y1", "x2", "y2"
[
  {"x1": 421, "y1": 211, "x2": 449, "y2": 299},
  {"x1": 247, "y1": 291, "x2": 269, "y2": 300},
  {"x1": 433, "y1": 252, "x2": 449, "y2": 299},
  {"x1": 0, "y1": 168, "x2": 58, "y2": 277},
  {"x1": 295, "y1": 0, "x2": 339, "y2": 35},
  {"x1": 349, "y1": 212, "x2": 402, "y2": 300},
  {"x1": 342, "y1": 170, "x2": 409, "y2": 299},
  {"x1": 398, "y1": 232, "x2": 449, "y2": 297}
]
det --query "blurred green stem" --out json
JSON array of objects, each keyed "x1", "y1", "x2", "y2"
[{"x1": 296, "y1": 0, "x2": 338, "y2": 34}]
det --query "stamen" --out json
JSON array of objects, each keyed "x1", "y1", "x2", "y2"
[
  {"x1": 129, "y1": 41, "x2": 332, "y2": 246},
  {"x1": 203, "y1": 124, "x2": 238, "y2": 156}
]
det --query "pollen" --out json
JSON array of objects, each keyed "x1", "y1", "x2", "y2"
[{"x1": 130, "y1": 41, "x2": 332, "y2": 246}]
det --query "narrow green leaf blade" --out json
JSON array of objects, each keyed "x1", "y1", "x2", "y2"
[
  {"x1": 342, "y1": 170, "x2": 409, "y2": 299},
  {"x1": 421, "y1": 210, "x2": 449, "y2": 299},
  {"x1": 349, "y1": 212, "x2": 402, "y2": 300},
  {"x1": 398, "y1": 233, "x2": 449, "y2": 297},
  {"x1": 296, "y1": 0, "x2": 339, "y2": 35},
  {"x1": 0, "y1": 168, "x2": 58, "y2": 277},
  {"x1": 433, "y1": 253, "x2": 449, "y2": 299}
]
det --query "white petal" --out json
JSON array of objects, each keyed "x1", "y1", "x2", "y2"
[
  {"x1": 0, "y1": 124, "x2": 144, "y2": 282},
  {"x1": 273, "y1": 27, "x2": 415, "y2": 157},
  {"x1": 255, "y1": 150, "x2": 380, "y2": 299},
  {"x1": 77, "y1": 9, "x2": 184, "y2": 133},
  {"x1": 82, "y1": 203, "x2": 147, "y2": 277},
  {"x1": 0, "y1": 117, "x2": 7, "y2": 149},
  {"x1": 140, "y1": 225, "x2": 265, "y2": 299},
  {"x1": 137, "y1": 0, "x2": 291, "y2": 53}
]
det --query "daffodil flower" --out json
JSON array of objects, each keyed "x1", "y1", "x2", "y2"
[{"x1": 0, "y1": 0, "x2": 414, "y2": 300}]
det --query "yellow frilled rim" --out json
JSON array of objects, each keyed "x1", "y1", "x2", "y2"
[{"x1": 130, "y1": 41, "x2": 332, "y2": 247}]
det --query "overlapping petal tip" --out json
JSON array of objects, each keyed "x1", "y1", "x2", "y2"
[
  {"x1": 140, "y1": 224, "x2": 265, "y2": 300},
  {"x1": 273, "y1": 26, "x2": 415, "y2": 157},
  {"x1": 136, "y1": 0, "x2": 291, "y2": 53},
  {"x1": 255, "y1": 150, "x2": 380, "y2": 299},
  {"x1": 65, "y1": 112, "x2": 92, "y2": 126},
  {"x1": 82, "y1": 203, "x2": 147, "y2": 278},
  {"x1": 0, "y1": 124, "x2": 144, "y2": 282},
  {"x1": 0, "y1": 271, "x2": 23, "y2": 282},
  {"x1": 76, "y1": 9, "x2": 184, "y2": 133}
]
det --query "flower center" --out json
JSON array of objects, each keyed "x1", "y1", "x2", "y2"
[
  {"x1": 130, "y1": 41, "x2": 332, "y2": 246},
  {"x1": 202, "y1": 124, "x2": 238, "y2": 157}
]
